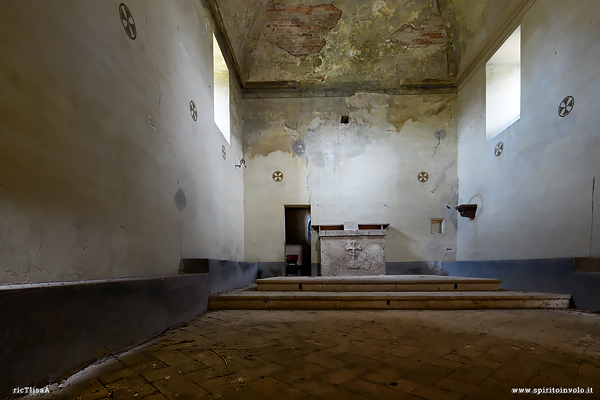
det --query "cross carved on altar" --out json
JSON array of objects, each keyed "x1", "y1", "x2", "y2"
[{"x1": 345, "y1": 240, "x2": 362, "y2": 261}]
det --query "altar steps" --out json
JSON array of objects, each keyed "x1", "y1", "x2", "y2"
[
  {"x1": 208, "y1": 276, "x2": 571, "y2": 311},
  {"x1": 255, "y1": 275, "x2": 502, "y2": 292}
]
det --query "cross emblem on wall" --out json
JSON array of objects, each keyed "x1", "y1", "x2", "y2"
[
  {"x1": 558, "y1": 96, "x2": 575, "y2": 117},
  {"x1": 119, "y1": 3, "x2": 137, "y2": 40},
  {"x1": 190, "y1": 100, "x2": 197, "y2": 121},
  {"x1": 495, "y1": 141, "x2": 504, "y2": 157},
  {"x1": 272, "y1": 171, "x2": 284, "y2": 182}
]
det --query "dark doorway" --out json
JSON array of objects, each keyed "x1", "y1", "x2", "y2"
[{"x1": 284, "y1": 206, "x2": 311, "y2": 276}]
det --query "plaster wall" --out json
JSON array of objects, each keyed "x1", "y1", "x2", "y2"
[
  {"x1": 244, "y1": 94, "x2": 458, "y2": 269},
  {"x1": 447, "y1": 0, "x2": 525, "y2": 78},
  {"x1": 456, "y1": 0, "x2": 600, "y2": 260},
  {"x1": 0, "y1": 0, "x2": 245, "y2": 284}
]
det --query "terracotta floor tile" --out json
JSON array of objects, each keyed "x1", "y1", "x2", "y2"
[
  {"x1": 391, "y1": 377, "x2": 463, "y2": 400},
  {"x1": 151, "y1": 375, "x2": 211, "y2": 400},
  {"x1": 342, "y1": 377, "x2": 420, "y2": 399},
  {"x1": 435, "y1": 377, "x2": 512, "y2": 400},
  {"x1": 104, "y1": 375, "x2": 158, "y2": 399},
  {"x1": 40, "y1": 309, "x2": 600, "y2": 400},
  {"x1": 290, "y1": 377, "x2": 364, "y2": 400},
  {"x1": 402, "y1": 363, "x2": 457, "y2": 386},
  {"x1": 360, "y1": 366, "x2": 408, "y2": 385},
  {"x1": 446, "y1": 364, "x2": 498, "y2": 385},
  {"x1": 246, "y1": 376, "x2": 309, "y2": 400},
  {"x1": 321, "y1": 366, "x2": 365, "y2": 385}
]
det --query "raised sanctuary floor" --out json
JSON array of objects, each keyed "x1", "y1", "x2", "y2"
[
  {"x1": 209, "y1": 276, "x2": 571, "y2": 311},
  {"x1": 36, "y1": 309, "x2": 599, "y2": 399}
]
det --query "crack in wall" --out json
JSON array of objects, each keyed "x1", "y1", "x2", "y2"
[
  {"x1": 430, "y1": 158, "x2": 455, "y2": 194},
  {"x1": 433, "y1": 136, "x2": 441, "y2": 157},
  {"x1": 433, "y1": 105, "x2": 454, "y2": 157}
]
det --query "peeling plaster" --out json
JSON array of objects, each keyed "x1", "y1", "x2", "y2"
[
  {"x1": 391, "y1": 14, "x2": 448, "y2": 48},
  {"x1": 243, "y1": 93, "x2": 458, "y2": 264},
  {"x1": 262, "y1": 2, "x2": 342, "y2": 58},
  {"x1": 243, "y1": 93, "x2": 455, "y2": 159},
  {"x1": 244, "y1": 0, "x2": 452, "y2": 87},
  {"x1": 216, "y1": 0, "x2": 526, "y2": 91},
  {"x1": 387, "y1": 96, "x2": 451, "y2": 133}
]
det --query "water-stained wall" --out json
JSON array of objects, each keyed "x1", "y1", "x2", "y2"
[
  {"x1": 0, "y1": 0, "x2": 245, "y2": 284},
  {"x1": 457, "y1": 0, "x2": 600, "y2": 260},
  {"x1": 441, "y1": 0, "x2": 526, "y2": 78},
  {"x1": 243, "y1": 94, "x2": 458, "y2": 269}
]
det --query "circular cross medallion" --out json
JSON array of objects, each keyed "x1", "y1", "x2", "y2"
[
  {"x1": 119, "y1": 4, "x2": 137, "y2": 40},
  {"x1": 222, "y1": 145, "x2": 226, "y2": 160},
  {"x1": 417, "y1": 171, "x2": 429, "y2": 183},
  {"x1": 272, "y1": 171, "x2": 284, "y2": 182},
  {"x1": 495, "y1": 141, "x2": 504, "y2": 157},
  {"x1": 558, "y1": 96, "x2": 574, "y2": 117},
  {"x1": 189, "y1": 100, "x2": 197, "y2": 121}
]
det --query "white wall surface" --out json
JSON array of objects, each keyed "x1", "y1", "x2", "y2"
[
  {"x1": 0, "y1": 0, "x2": 245, "y2": 284},
  {"x1": 457, "y1": 0, "x2": 600, "y2": 260}
]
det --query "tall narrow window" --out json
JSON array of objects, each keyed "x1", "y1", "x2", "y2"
[
  {"x1": 486, "y1": 26, "x2": 521, "y2": 141},
  {"x1": 213, "y1": 34, "x2": 230, "y2": 144}
]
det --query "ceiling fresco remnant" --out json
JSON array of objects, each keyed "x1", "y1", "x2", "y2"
[
  {"x1": 262, "y1": 2, "x2": 343, "y2": 58},
  {"x1": 391, "y1": 14, "x2": 448, "y2": 48},
  {"x1": 212, "y1": 0, "x2": 528, "y2": 94}
]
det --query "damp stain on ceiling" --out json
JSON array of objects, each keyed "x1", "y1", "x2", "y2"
[{"x1": 210, "y1": 0, "x2": 529, "y2": 95}]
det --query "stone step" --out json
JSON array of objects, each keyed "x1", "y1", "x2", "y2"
[
  {"x1": 256, "y1": 275, "x2": 502, "y2": 292},
  {"x1": 208, "y1": 289, "x2": 571, "y2": 310}
]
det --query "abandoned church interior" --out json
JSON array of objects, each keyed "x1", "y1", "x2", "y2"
[{"x1": 1, "y1": 0, "x2": 600, "y2": 398}]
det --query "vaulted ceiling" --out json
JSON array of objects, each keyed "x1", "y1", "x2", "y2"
[{"x1": 208, "y1": 0, "x2": 531, "y2": 96}]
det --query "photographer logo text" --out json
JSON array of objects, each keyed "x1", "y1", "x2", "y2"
[{"x1": 13, "y1": 387, "x2": 50, "y2": 395}]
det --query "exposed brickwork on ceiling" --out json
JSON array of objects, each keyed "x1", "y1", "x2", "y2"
[
  {"x1": 391, "y1": 14, "x2": 448, "y2": 48},
  {"x1": 262, "y1": 2, "x2": 342, "y2": 58}
]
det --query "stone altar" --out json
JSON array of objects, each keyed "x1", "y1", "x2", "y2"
[{"x1": 312, "y1": 222, "x2": 390, "y2": 276}]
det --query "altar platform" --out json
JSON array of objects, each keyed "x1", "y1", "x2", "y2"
[{"x1": 208, "y1": 275, "x2": 571, "y2": 310}]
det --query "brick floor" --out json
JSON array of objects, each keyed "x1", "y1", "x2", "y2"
[{"x1": 33, "y1": 309, "x2": 600, "y2": 399}]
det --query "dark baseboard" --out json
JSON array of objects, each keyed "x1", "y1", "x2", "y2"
[
  {"x1": 206, "y1": 260, "x2": 258, "y2": 294},
  {"x1": 0, "y1": 275, "x2": 209, "y2": 398},
  {"x1": 386, "y1": 261, "x2": 443, "y2": 275},
  {"x1": 0, "y1": 258, "x2": 258, "y2": 398},
  {"x1": 443, "y1": 258, "x2": 600, "y2": 312},
  {"x1": 257, "y1": 262, "x2": 286, "y2": 278}
]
